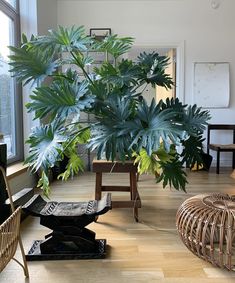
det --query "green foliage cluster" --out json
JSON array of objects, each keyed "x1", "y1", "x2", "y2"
[{"x1": 9, "y1": 26, "x2": 210, "y2": 196}]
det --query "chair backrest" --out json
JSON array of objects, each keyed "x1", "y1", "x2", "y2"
[
  {"x1": 0, "y1": 145, "x2": 29, "y2": 277},
  {"x1": 207, "y1": 124, "x2": 235, "y2": 153},
  {"x1": 0, "y1": 144, "x2": 10, "y2": 224},
  {"x1": 0, "y1": 206, "x2": 21, "y2": 272}
]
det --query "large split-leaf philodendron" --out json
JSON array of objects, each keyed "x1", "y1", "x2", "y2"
[{"x1": 9, "y1": 26, "x2": 210, "y2": 196}]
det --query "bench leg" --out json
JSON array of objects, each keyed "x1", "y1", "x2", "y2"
[{"x1": 216, "y1": 151, "x2": 220, "y2": 174}]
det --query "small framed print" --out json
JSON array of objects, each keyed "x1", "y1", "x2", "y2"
[{"x1": 89, "y1": 28, "x2": 111, "y2": 41}]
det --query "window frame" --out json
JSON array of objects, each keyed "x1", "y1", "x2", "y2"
[{"x1": 0, "y1": 0, "x2": 23, "y2": 164}]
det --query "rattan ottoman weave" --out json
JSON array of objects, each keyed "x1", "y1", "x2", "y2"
[{"x1": 176, "y1": 193, "x2": 235, "y2": 271}]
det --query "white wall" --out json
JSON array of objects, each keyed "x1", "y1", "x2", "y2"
[
  {"x1": 9, "y1": 171, "x2": 37, "y2": 194},
  {"x1": 37, "y1": 0, "x2": 57, "y2": 35},
  {"x1": 55, "y1": 0, "x2": 235, "y2": 166}
]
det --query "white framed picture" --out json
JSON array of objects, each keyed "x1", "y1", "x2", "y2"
[{"x1": 193, "y1": 62, "x2": 230, "y2": 108}]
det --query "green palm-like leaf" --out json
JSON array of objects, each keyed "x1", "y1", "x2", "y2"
[
  {"x1": 160, "y1": 98, "x2": 210, "y2": 137},
  {"x1": 69, "y1": 51, "x2": 94, "y2": 70},
  {"x1": 89, "y1": 123, "x2": 132, "y2": 161},
  {"x1": 157, "y1": 156, "x2": 187, "y2": 191},
  {"x1": 94, "y1": 35, "x2": 134, "y2": 59},
  {"x1": 88, "y1": 80, "x2": 110, "y2": 115},
  {"x1": 124, "y1": 99, "x2": 184, "y2": 154},
  {"x1": 160, "y1": 97, "x2": 186, "y2": 112},
  {"x1": 137, "y1": 52, "x2": 174, "y2": 89},
  {"x1": 75, "y1": 127, "x2": 91, "y2": 144},
  {"x1": 101, "y1": 94, "x2": 134, "y2": 121},
  {"x1": 37, "y1": 171, "x2": 51, "y2": 198},
  {"x1": 57, "y1": 153, "x2": 84, "y2": 181},
  {"x1": 33, "y1": 26, "x2": 92, "y2": 52},
  {"x1": 89, "y1": 95, "x2": 134, "y2": 160},
  {"x1": 8, "y1": 43, "x2": 58, "y2": 85},
  {"x1": 133, "y1": 146, "x2": 175, "y2": 176},
  {"x1": 94, "y1": 59, "x2": 139, "y2": 87},
  {"x1": 25, "y1": 120, "x2": 67, "y2": 172},
  {"x1": 27, "y1": 76, "x2": 94, "y2": 121},
  {"x1": 89, "y1": 80, "x2": 109, "y2": 101},
  {"x1": 94, "y1": 62, "x2": 118, "y2": 82},
  {"x1": 57, "y1": 127, "x2": 90, "y2": 181},
  {"x1": 181, "y1": 134, "x2": 205, "y2": 168},
  {"x1": 133, "y1": 149, "x2": 160, "y2": 175},
  {"x1": 182, "y1": 105, "x2": 211, "y2": 135},
  {"x1": 89, "y1": 81, "x2": 138, "y2": 117}
]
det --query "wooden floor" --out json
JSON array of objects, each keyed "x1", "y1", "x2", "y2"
[{"x1": 1, "y1": 168, "x2": 235, "y2": 282}]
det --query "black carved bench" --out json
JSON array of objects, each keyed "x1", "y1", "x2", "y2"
[{"x1": 23, "y1": 193, "x2": 112, "y2": 260}]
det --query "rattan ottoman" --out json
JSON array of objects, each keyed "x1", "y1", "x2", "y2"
[{"x1": 176, "y1": 193, "x2": 235, "y2": 271}]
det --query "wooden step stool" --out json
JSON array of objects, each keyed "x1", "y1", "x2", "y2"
[{"x1": 92, "y1": 160, "x2": 141, "y2": 222}]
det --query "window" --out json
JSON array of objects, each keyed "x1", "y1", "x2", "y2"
[
  {"x1": 0, "y1": 0, "x2": 22, "y2": 163},
  {"x1": 3, "y1": 0, "x2": 16, "y2": 9}
]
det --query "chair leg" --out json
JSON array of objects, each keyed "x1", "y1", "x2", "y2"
[
  {"x1": 18, "y1": 236, "x2": 29, "y2": 277},
  {"x1": 216, "y1": 151, "x2": 220, "y2": 174},
  {"x1": 9, "y1": 235, "x2": 29, "y2": 277}
]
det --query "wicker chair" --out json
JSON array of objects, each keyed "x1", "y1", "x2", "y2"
[{"x1": 0, "y1": 166, "x2": 29, "y2": 277}]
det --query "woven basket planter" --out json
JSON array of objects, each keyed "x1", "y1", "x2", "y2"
[{"x1": 176, "y1": 193, "x2": 235, "y2": 271}]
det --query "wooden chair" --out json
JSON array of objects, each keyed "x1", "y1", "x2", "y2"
[
  {"x1": 207, "y1": 124, "x2": 235, "y2": 174},
  {"x1": 0, "y1": 166, "x2": 29, "y2": 277}
]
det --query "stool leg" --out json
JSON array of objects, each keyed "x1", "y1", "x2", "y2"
[
  {"x1": 130, "y1": 172, "x2": 138, "y2": 222},
  {"x1": 95, "y1": 172, "x2": 102, "y2": 222},
  {"x1": 95, "y1": 172, "x2": 102, "y2": 200},
  {"x1": 136, "y1": 172, "x2": 140, "y2": 182},
  {"x1": 129, "y1": 173, "x2": 133, "y2": 200}
]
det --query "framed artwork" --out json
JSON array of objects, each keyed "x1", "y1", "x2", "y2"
[
  {"x1": 89, "y1": 28, "x2": 111, "y2": 41},
  {"x1": 193, "y1": 62, "x2": 230, "y2": 108}
]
